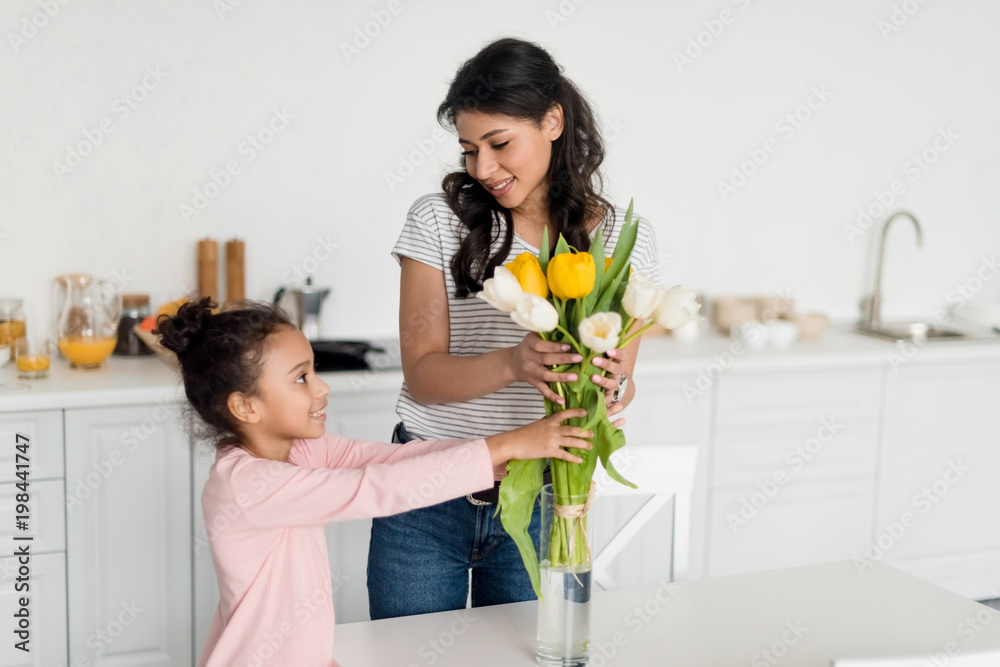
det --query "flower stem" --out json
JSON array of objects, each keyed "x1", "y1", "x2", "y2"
[
  {"x1": 555, "y1": 326, "x2": 583, "y2": 355},
  {"x1": 618, "y1": 320, "x2": 655, "y2": 349}
]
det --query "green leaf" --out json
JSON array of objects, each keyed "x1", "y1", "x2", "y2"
[
  {"x1": 497, "y1": 458, "x2": 546, "y2": 599},
  {"x1": 579, "y1": 387, "x2": 607, "y2": 433},
  {"x1": 583, "y1": 227, "x2": 605, "y2": 316},
  {"x1": 593, "y1": 199, "x2": 640, "y2": 310},
  {"x1": 595, "y1": 417, "x2": 637, "y2": 489},
  {"x1": 566, "y1": 357, "x2": 600, "y2": 396},
  {"x1": 594, "y1": 258, "x2": 630, "y2": 314},
  {"x1": 554, "y1": 233, "x2": 571, "y2": 257},
  {"x1": 609, "y1": 264, "x2": 631, "y2": 314},
  {"x1": 566, "y1": 388, "x2": 603, "y2": 491},
  {"x1": 604, "y1": 220, "x2": 637, "y2": 285},
  {"x1": 538, "y1": 226, "x2": 550, "y2": 274}
]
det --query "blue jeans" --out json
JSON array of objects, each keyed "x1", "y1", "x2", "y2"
[{"x1": 366, "y1": 422, "x2": 542, "y2": 620}]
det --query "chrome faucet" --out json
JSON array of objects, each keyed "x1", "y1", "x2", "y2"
[{"x1": 860, "y1": 210, "x2": 924, "y2": 329}]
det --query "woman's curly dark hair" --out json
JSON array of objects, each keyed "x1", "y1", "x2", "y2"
[
  {"x1": 438, "y1": 37, "x2": 614, "y2": 297},
  {"x1": 156, "y1": 296, "x2": 293, "y2": 447}
]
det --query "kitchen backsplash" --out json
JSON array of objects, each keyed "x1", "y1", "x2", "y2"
[{"x1": 1, "y1": 0, "x2": 998, "y2": 341}]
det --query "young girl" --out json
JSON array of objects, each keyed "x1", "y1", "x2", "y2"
[{"x1": 157, "y1": 297, "x2": 597, "y2": 667}]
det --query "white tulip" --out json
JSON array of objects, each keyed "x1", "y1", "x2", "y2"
[
  {"x1": 510, "y1": 293, "x2": 559, "y2": 333},
  {"x1": 653, "y1": 285, "x2": 701, "y2": 330},
  {"x1": 579, "y1": 312, "x2": 622, "y2": 354},
  {"x1": 477, "y1": 266, "x2": 523, "y2": 313},
  {"x1": 622, "y1": 271, "x2": 662, "y2": 320}
]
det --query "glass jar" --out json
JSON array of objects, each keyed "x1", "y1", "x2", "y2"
[
  {"x1": 0, "y1": 298, "x2": 27, "y2": 362},
  {"x1": 537, "y1": 484, "x2": 594, "y2": 667},
  {"x1": 114, "y1": 294, "x2": 153, "y2": 356}
]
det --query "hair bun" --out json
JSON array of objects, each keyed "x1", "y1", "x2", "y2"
[{"x1": 156, "y1": 296, "x2": 215, "y2": 357}]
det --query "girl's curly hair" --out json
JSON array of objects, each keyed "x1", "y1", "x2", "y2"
[{"x1": 156, "y1": 296, "x2": 293, "y2": 447}]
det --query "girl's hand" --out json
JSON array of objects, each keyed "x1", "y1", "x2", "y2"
[
  {"x1": 510, "y1": 333, "x2": 582, "y2": 405},
  {"x1": 591, "y1": 347, "x2": 629, "y2": 416},
  {"x1": 484, "y1": 409, "x2": 595, "y2": 467}
]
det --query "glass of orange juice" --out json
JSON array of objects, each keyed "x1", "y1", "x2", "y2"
[{"x1": 15, "y1": 337, "x2": 51, "y2": 379}]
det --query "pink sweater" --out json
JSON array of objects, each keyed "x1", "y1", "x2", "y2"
[{"x1": 196, "y1": 432, "x2": 494, "y2": 667}]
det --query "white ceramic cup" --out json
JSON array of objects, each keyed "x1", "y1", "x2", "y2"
[{"x1": 768, "y1": 321, "x2": 800, "y2": 348}]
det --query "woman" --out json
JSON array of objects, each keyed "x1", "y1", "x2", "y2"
[{"x1": 367, "y1": 37, "x2": 661, "y2": 619}]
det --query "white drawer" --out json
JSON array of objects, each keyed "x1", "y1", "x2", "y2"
[
  {"x1": 706, "y1": 479, "x2": 875, "y2": 577},
  {"x1": 0, "y1": 551, "x2": 68, "y2": 667},
  {"x1": 620, "y1": 377, "x2": 712, "y2": 447},
  {"x1": 711, "y1": 419, "x2": 879, "y2": 488},
  {"x1": 0, "y1": 479, "x2": 65, "y2": 555},
  {"x1": 716, "y1": 367, "x2": 882, "y2": 428},
  {"x1": 0, "y1": 410, "x2": 64, "y2": 482}
]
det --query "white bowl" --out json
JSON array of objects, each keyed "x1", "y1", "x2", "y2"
[
  {"x1": 768, "y1": 321, "x2": 800, "y2": 348},
  {"x1": 671, "y1": 319, "x2": 702, "y2": 342}
]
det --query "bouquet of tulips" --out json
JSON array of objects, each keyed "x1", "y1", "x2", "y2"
[{"x1": 477, "y1": 200, "x2": 700, "y2": 599}]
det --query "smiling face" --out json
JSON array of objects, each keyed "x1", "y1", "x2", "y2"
[
  {"x1": 455, "y1": 107, "x2": 563, "y2": 212},
  {"x1": 244, "y1": 325, "x2": 330, "y2": 445}
]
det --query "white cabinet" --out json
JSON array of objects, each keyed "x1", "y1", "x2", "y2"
[
  {"x1": 714, "y1": 367, "x2": 883, "y2": 428},
  {"x1": 711, "y1": 421, "x2": 880, "y2": 487},
  {"x1": 0, "y1": 479, "x2": 65, "y2": 556},
  {"x1": 0, "y1": 410, "x2": 67, "y2": 667},
  {"x1": 192, "y1": 442, "x2": 218, "y2": 665},
  {"x1": 65, "y1": 403, "x2": 191, "y2": 667},
  {"x1": 701, "y1": 368, "x2": 882, "y2": 578},
  {"x1": 708, "y1": 479, "x2": 875, "y2": 576},
  {"x1": 0, "y1": 410, "x2": 63, "y2": 483},
  {"x1": 0, "y1": 552, "x2": 67, "y2": 667},
  {"x1": 876, "y1": 361, "x2": 1000, "y2": 598}
]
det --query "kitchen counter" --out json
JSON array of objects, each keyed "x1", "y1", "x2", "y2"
[
  {"x1": 2, "y1": 323, "x2": 999, "y2": 412},
  {"x1": 633, "y1": 321, "x2": 1000, "y2": 376},
  {"x1": 0, "y1": 349, "x2": 405, "y2": 412}
]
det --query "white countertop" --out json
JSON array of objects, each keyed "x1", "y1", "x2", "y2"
[
  {"x1": 0, "y1": 351, "x2": 405, "y2": 412},
  {"x1": 2, "y1": 323, "x2": 998, "y2": 412},
  {"x1": 333, "y1": 560, "x2": 1000, "y2": 666},
  {"x1": 633, "y1": 321, "x2": 1000, "y2": 377}
]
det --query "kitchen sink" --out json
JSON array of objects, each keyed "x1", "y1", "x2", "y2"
[{"x1": 852, "y1": 322, "x2": 975, "y2": 343}]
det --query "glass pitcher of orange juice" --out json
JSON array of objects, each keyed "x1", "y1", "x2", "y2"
[{"x1": 54, "y1": 274, "x2": 122, "y2": 369}]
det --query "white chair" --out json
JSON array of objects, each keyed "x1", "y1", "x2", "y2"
[
  {"x1": 590, "y1": 441, "x2": 698, "y2": 591},
  {"x1": 832, "y1": 651, "x2": 1000, "y2": 666}
]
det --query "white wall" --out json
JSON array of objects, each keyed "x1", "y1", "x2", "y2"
[{"x1": 1, "y1": 0, "x2": 998, "y2": 340}]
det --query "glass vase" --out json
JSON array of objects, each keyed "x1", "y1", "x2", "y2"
[{"x1": 537, "y1": 483, "x2": 594, "y2": 667}]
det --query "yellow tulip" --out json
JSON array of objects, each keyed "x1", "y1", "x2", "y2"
[
  {"x1": 505, "y1": 252, "x2": 548, "y2": 298},
  {"x1": 547, "y1": 252, "x2": 596, "y2": 300}
]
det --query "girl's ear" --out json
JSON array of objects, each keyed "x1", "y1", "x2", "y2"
[
  {"x1": 227, "y1": 391, "x2": 261, "y2": 425},
  {"x1": 544, "y1": 103, "x2": 564, "y2": 141}
]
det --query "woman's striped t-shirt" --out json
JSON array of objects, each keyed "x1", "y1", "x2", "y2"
[{"x1": 390, "y1": 192, "x2": 662, "y2": 442}]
